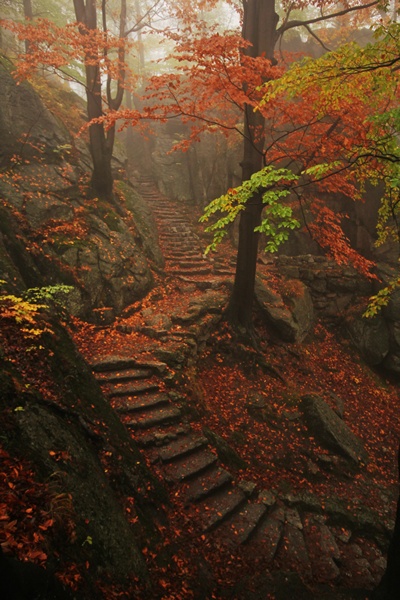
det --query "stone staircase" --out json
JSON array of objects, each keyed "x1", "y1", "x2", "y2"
[
  {"x1": 90, "y1": 350, "x2": 386, "y2": 592},
  {"x1": 138, "y1": 180, "x2": 214, "y2": 280},
  {"x1": 91, "y1": 356, "x2": 270, "y2": 540},
  {"x1": 88, "y1": 179, "x2": 389, "y2": 593}
]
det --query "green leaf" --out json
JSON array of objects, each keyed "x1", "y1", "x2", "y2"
[{"x1": 201, "y1": 165, "x2": 300, "y2": 254}]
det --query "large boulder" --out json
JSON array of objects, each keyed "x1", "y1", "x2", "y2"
[
  {"x1": 171, "y1": 288, "x2": 228, "y2": 325},
  {"x1": 0, "y1": 60, "x2": 70, "y2": 166},
  {"x1": 346, "y1": 313, "x2": 390, "y2": 366},
  {"x1": 255, "y1": 277, "x2": 313, "y2": 342},
  {"x1": 60, "y1": 211, "x2": 154, "y2": 317},
  {"x1": 301, "y1": 394, "x2": 368, "y2": 464}
]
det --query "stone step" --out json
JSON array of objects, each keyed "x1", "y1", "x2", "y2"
[
  {"x1": 158, "y1": 434, "x2": 208, "y2": 462},
  {"x1": 213, "y1": 270, "x2": 235, "y2": 277},
  {"x1": 252, "y1": 507, "x2": 285, "y2": 562},
  {"x1": 95, "y1": 368, "x2": 153, "y2": 383},
  {"x1": 92, "y1": 357, "x2": 138, "y2": 372},
  {"x1": 166, "y1": 251, "x2": 203, "y2": 258},
  {"x1": 105, "y1": 381, "x2": 160, "y2": 398},
  {"x1": 164, "y1": 244, "x2": 201, "y2": 251},
  {"x1": 163, "y1": 449, "x2": 218, "y2": 482},
  {"x1": 168, "y1": 259, "x2": 210, "y2": 268},
  {"x1": 218, "y1": 501, "x2": 268, "y2": 544},
  {"x1": 171, "y1": 266, "x2": 212, "y2": 276},
  {"x1": 164, "y1": 249, "x2": 205, "y2": 258},
  {"x1": 152, "y1": 213, "x2": 190, "y2": 220},
  {"x1": 198, "y1": 486, "x2": 247, "y2": 532},
  {"x1": 154, "y1": 216, "x2": 189, "y2": 222},
  {"x1": 154, "y1": 214, "x2": 188, "y2": 221},
  {"x1": 134, "y1": 425, "x2": 191, "y2": 449},
  {"x1": 91, "y1": 356, "x2": 167, "y2": 374},
  {"x1": 125, "y1": 406, "x2": 182, "y2": 430},
  {"x1": 185, "y1": 466, "x2": 233, "y2": 503},
  {"x1": 160, "y1": 239, "x2": 199, "y2": 248},
  {"x1": 160, "y1": 229, "x2": 193, "y2": 236},
  {"x1": 112, "y1": 393, "x2": 170, "y2": 413},
  {"x1": 160, "y1": 237, "x2": 194, "y2": 244}
]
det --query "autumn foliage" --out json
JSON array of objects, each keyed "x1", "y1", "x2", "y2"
[{"x1": 0, "y1": 2, "x2": 399, "y2": 594}]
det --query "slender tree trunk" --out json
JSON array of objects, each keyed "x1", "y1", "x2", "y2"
[
  {"x1": 135, "y1": 0, "x2": 145, "y2": 77},
  {"x1": 22, "y1": 0, "x2": 33, "y2": 53},
  {"x1": 125, "y1": 90, "x2": 136, "y2": 166},
  {"x1": 227, "y1": 0, "x2": 278, "y2": 328},
  {"x1": 73, "y1": 0, "x2": 114, "y2": 199}
]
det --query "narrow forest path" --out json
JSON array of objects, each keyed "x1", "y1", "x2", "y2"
[{"x1": 79, "y1": 180, "x2": 391, "y2": 599}]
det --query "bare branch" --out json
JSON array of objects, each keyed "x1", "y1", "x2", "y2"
[
  {"x1": 124, "y1": 0, "x2": 163, "y2": 36},
  {"x1": 278, "y1": 1, "x2": 379, "y2": 35},
  {"x1": 302, "y1": 23, "x2": 331, "y2": 52}
]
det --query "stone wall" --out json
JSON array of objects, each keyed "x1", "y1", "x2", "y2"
[
  {"x1": 273, "y1": 255, "x2": 400, "y2": 377},
  {"x1": 275, "y1": 255, "x2": 374, "y2": 322}
]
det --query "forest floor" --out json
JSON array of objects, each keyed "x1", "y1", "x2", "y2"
[
  {"x1": 75, "y1": 278, "x2": 400, "y2": 518},
  {"x1": 2, "y1": 178, "x2": 400, "y2": 599},
  {"x1": 72, "y1": 263, "x2": 400, "y2": 599},
  {"x1": 69, "y1": 180, "x2": 400, "y2": 598}
]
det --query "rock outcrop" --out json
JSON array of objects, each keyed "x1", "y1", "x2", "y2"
[
  {"x1": 273, "y1": 255, "x2": 400, "y2": 377},
  {"x1": 0, "y1": 60, "x2": 162, "y2": 320},
  {"x1": 301, "y1": 394, "x2": 368, "y2": 464},
  {"x1": 255, "y1": 276, "x2": 314, "y2": 342},
  {"x1": 0, "y1": 314, "x2": 166, "y2": 596}
]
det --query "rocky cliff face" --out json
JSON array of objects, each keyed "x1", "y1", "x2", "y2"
[
  {"x1": 0, "y1": 57, "x2": 171, "y2": 597},
  {"x1": 0, "y1": 307, "x2": 167, "y2": 598},
  {"x1": 0, "y1": 57, "x2": 163, "y2": 321}
]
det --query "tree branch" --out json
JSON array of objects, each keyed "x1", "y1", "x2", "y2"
[
  {"x1": 278, "y1": 1, "x2": 379, "y2": 35},
  {"x1": 124, "y1": 0, "x2": 163, "y2": 36},
  {"x1": 302, "y1": 23, "x2": 331, "y2": 52}
]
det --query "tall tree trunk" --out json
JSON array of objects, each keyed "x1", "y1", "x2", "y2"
[
  {"x1": 125, "y1": 90, "x2": 136, "y2": 167},
  {"x1": 73, "y1": 0, "x2": 114, "y2": 199},
  {"x1": 22, "y1": 0, "x2": 33, "y2": 53},
  {"x1": 227, "y1": 0, "x2": 278, "y2": 329}
]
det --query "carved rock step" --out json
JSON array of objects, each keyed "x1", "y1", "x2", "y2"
[
  {"x1": 252, "y1": 507, "x2": 285, "y2": 563},
  {"x1": 214, "y1": 266, "x2": 235, "y2": 275},
  {"x1": 153, "y1": 215, "x2": 189, "y2": 222},
  {"x1": 184, "y1": 465, "x2": 233, "y2": 503},
  {"x1": 157, "y1": 223, "x2": 195, "y2": 231},
  {"x1": 133, "y1": 425, "x2": 192, "y2": 449},
  {"x1": 166, "y1": 250, "x2": 204, "y2": 258},
  {"x1": 167, "y1": 260, "x2": 211, "y2": 269},
  {"x1": 152, "y1": 211, "x2": 190, "y2": 220},
  {"x1": 150, "y1": 203, "x2": 190, "y2": 211},
  {"x1": 158, "y1": 434, "x2": 208, "y2": 462},
  {"x1": 217, "y1": 501, "x2": 268, "y2": 544},
  {"x1": 163, "y1": 248, "x2": 204, "y2": 258},
  {"x1": 198, "y1": 486, "x2": 247, "y2": 532},
  {"x1": 105, "y1": 381, "x2": 160, "y2": 398},
  {"x1": 163, "y1": 448, "x2": 218, "y2": 482},
  {"x1": 125, "y1": 406, "x2": 182, "y2": 430},
  {"x1": 112, "y1": 392, "x2": 170, "y2": 413},
  {"x1": 165, "y1": 250, "x2": 205, "y2": 259},
  {"x1": 171, "y1": 266, "x2": 212, "y2": 276},
  {"x1": 159, "y1": 228, "x2": 193, "y2": 236},
  {"x1": 94, "y1": 368, "x2": 153, "y2": 383},
  {"x1": 151, "y1": 206, "x2": 189, "y2": 213},
  {"x1": 160, "y1": 237, "x2": 194, "y2": 245},
  {"x1": 161, "y1": 235, "x2": 201, "y2": 243},
  {"x1": 91, "y1": 356, "x2": 167, "y2": 374},
  {"x1": 302, "y1": 517, "x2": 341, "y2": 583},
  {"x1": 160, "y1": 239, "x2": 200, "y2": 249}
]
